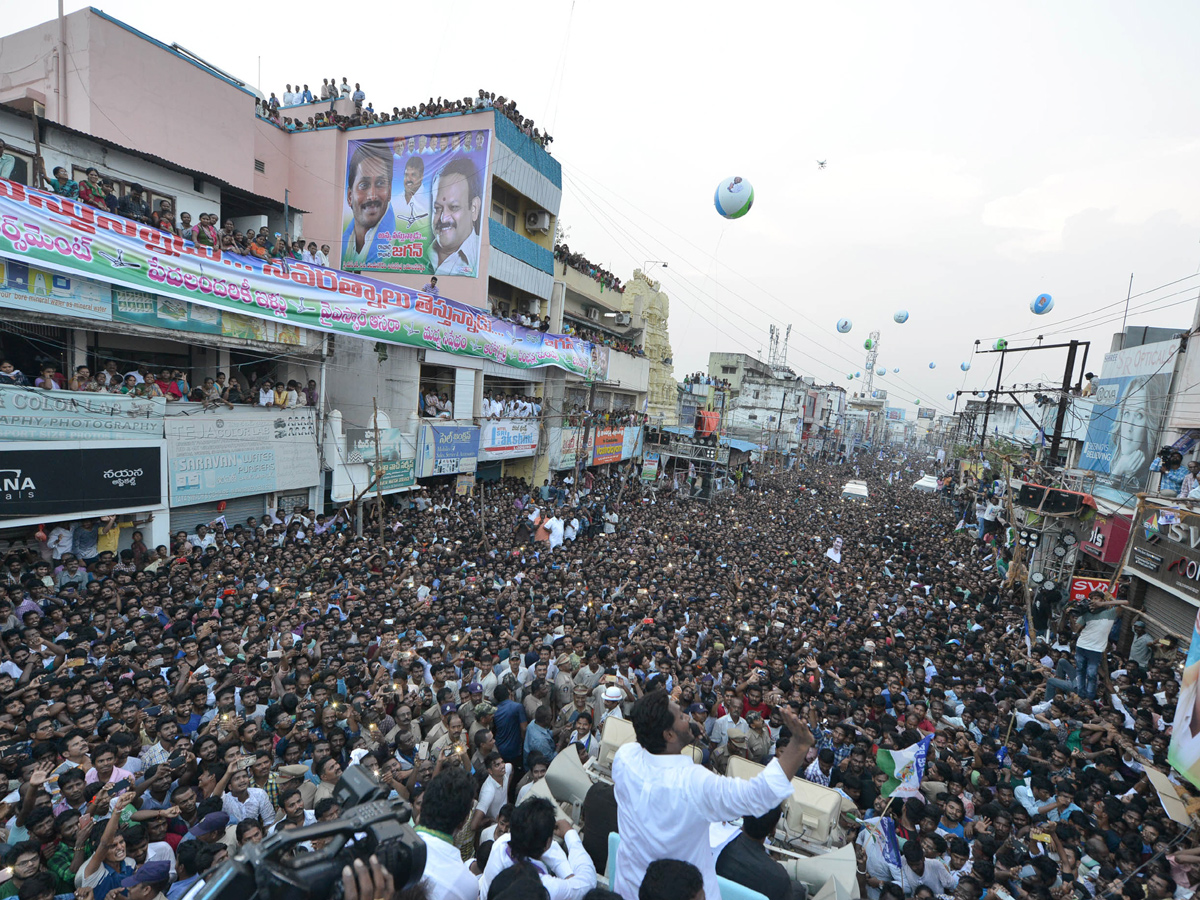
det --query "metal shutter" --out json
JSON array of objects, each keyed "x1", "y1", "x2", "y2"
[
  {"x1": 1141, "y1": 584, "x2": 1198, "y2": 639},
  {"x1": 170, "y1": 494, "x2": 267, "y2": 535}
]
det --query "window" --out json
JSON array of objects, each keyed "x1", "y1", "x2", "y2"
[
  {"x1": 5, "y1": 148, "x2": 35, "y2": 185},
  {"x1": 721, "y1": 366, "x2": 736, "y2": 374},
  {"x1": 73, "y1": 168, "x2": 178, "y2": 219},
  {"x1": 748, "y1": 414, "x2": 758, "y2": 421},
  {"x1": 254, "y1": 159, "x2": 266, "y2": 174},
  {"x1": 753, "y1": 391, "x2": 760, "y2": 399},
  {"x1": 490, "y1": 183, "x2": 519, "y2": 231}
]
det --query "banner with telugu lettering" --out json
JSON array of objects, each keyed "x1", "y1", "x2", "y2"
[{"x1": 0, "y1": 182, "x2": 602, "y2": 376}]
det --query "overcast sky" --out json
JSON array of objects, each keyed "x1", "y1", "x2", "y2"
[{"x1": 14, "y1": 1, "x2": 1200, "y2": 411}]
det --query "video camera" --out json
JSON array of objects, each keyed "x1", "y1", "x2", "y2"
[{"x1": 185, "y1": 768, "x2": 425, "y2": 900}]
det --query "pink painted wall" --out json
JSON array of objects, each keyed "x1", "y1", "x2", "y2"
[
  {"x1": 0, "y1": 8, "x2": 497, "y2": 310},
  {"x1": 0, "y1": 10, "x2": 257, "y2": 190}
]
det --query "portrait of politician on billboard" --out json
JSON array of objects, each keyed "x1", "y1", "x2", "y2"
[{"x1": 341, "y1": 129, "x2": 490, "y2": 277}]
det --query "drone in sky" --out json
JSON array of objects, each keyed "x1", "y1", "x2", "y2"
[{"x1": 817, "y1": 160, "x2": 827, "y2": 170}]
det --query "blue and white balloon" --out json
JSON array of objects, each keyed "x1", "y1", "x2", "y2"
[
  {"x1": 894, "y1": 310, "x2": 909, "y2": 324},
  {"x1": 929, "y1": 362, "x2": 937, "y2": 369},
  {"x1": 893, "y1": 367, "x2": 900, "y2": 373},
  {"x1": 837, "y1": 318, "x2": 853, "y2": 333},
  {"x1": 946, "y1": 393, "x2": 954, "y2": 400},
  {"x1": 855, "y1": 371, "x2": 862, "y2": 378},
  {"x1": 1031, "y1": 293, "x2": 1054, "y2": 315},
  {"x1": 960, "y1": 362, "x2": 971, "y2": 372},
  {"x1": 876, "y1": 367, "x2": 886, "y2": 376}
]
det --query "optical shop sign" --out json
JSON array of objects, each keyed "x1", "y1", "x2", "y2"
[
  {"x1": 0, "y1": 182, "x2": 605, "y2": 377},
  {"x1": 1130, "y1": 508, "x2": 1200, "y2": 599}
]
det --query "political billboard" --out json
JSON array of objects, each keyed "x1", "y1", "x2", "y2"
[
  {"x1": 341, "y1": 130, "x2": 490, "y2": 277},
  {"x1": 1080, "y1": 339, "x2": 1179, "y2": 499}
]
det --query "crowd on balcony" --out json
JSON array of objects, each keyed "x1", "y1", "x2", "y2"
[
  {"x1": 561, "y1": 402, "x2": 648, "y2": 428},
  {"x1": 0, "y1": 361, "x2": 319, "y2": 410},
  {"x1": 27, "y1": 159, "x2": 334, "y2": 266},
  {"x1": 553, "y1": 244, "x2": 624, "y2": 292},
  {"x1": 561, "y1": 322, "x2": 645, "y2": 358},
  {"x1": 682, "y1": 372, "x2": 732, "y2": 390},
  {"x1": 257, "y1": 84, "x2": 553, "y2": 149},
  {"x1": 482, "y1": 392, "x2": 543, "y2": 419}
]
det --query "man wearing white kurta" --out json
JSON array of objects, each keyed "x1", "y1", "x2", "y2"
[{"x1": 612, "y1": 688, "x2": 814, "y2": 900}]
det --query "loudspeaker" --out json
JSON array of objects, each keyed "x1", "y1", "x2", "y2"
[{"x1": 1015, "y1": 483, "x2": 1084, "y2": 515}]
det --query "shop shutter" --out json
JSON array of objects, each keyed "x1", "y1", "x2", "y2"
[
  {"x1": 170, "y1": 494, "x2": 267, "y2": 535},
  {"x1": 1141, "y1": 584, "x2": 1198, "y2": 640}
]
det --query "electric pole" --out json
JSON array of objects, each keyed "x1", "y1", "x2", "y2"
[{"x1": 373, "y1": 397, "x2": 384, "y2": 545}]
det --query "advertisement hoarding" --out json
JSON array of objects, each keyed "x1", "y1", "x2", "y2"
[
  {"x1": 416, "y1": 424, "x2": 479, "y2": 477},
  {"x1": 0, "y1": 257, "x2": 111, "y2": 321},
  {"x1": 164, "y1": 409, "x2": 319, "y2": 505},
  {"x1": 0, "y1": 386, "x2": 164, "y2": 441},
  {"x1": 592, "y1": 427, "x2": 624, "y2": 465},
  {"x1": 0, "y1": 442, "x2": 163, "y2": 517},
  {"x1": 559, "y1": 427, "x2": 582, "y2": 470},
  {"x1": 1080, "y1": 339, "x2": 1179, "y2": 499},
  {"x1": 372, "y1": 458, "x2": 416, "y2": 492},
  {"x1": 341, "y1": 129, "x2": 490, "y2": 277},
  {"x1": 0, "y1": 182, "x2": 604, "y2": 377},
  {"x1": 479, "y1": 419, "x2": 538, "y2": 460}
]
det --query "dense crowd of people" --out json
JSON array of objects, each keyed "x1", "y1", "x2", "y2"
[
  {"x1": 257, "y1": 87, "x2": 554, "y2": 149},
  {"x1": 555, "y1": 245, "x2": 625, "y2": 294},
  {"x1": 0, "y1": 446, "x2": 1192, "y2": 900},
  {"x1": 0, "y1": 361, "x2": 319, "y2": 410}
]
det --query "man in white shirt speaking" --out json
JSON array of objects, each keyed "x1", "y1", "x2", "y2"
[{"x1": 612, "y1": 688, "x2": 814, "y2": 900}]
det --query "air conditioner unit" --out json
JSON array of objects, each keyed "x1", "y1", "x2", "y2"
[
  {"x1": 585, "y1": 308, "x2": 600, "y2": 322},
  {"x1": 525, "y1": 210, "x2": 551, "y2": 234},
  {"x1": 613, "y1": 313, "x2": 632, "y2": 326}
]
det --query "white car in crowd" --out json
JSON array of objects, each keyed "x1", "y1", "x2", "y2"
[
  {"x1": 912, "y1": 474, "x2": 940, "y2": 493},
  {"x1": 841, "y1": 480, "x2": 869, "y2": 502}
]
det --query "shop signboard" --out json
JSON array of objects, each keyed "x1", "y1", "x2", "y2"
[
  {"x1": 371, "y1": 458, "x2": 416, "y2": 492},
  {"x1": 416, "y1": 424, "x2": 479, "y2": 477},
  {"x1": 1129, "y1": 507, "x2": 1200, "y2": 601},
  {"x1": 1080, "y1": 513, "x2": 1131, "y2": 565},
  {"x1": 479, "y1": 419, "x2": 538, "y2": 460},
  {"x1": 0, "y1": 258, "x2": 111, "y2": 321},
  {"x1": 559, "y1": 427, "x2": 582, "y2": 470},
  {"x1": 164, "y1": 408, "x2": 319, "y2": 505},
  {"x1": 592, "y1": 427, "x2": 624, "y2": 465},
  {"x1": 0, "y1": 386, "x2": 164, "y2": 441},
  {"x1": 0, "y1": 441, "x2": 163, "y2": 517}
]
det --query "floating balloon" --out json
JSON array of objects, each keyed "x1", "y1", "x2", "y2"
[
  {"x1": 929, "y1": 362, "x2": 937, "y2": 369},
  {"x1": 855, "y1": 371, "x2": 862, "y2": 378},
  {"x1": 894, "y1": 310, "x2": 909, "y2": 324},
  {"x1": 1031, "y1": 293, "x2": 1054, "y2": 315},
  {"x1": 837, "y1": 318, "x2": 853, "y2": 333},
  {"x1": 876, "y1": 367, "x2": 886, "y2": 376},
  {"x1": 847, "y1": 374, "x2": 854, "y2": 381},
  {"x1": 893, "y1": 367, "x2": 900, "y2": 373},
  {"x1": 960, "y1": 362, "x2": 971, "y2": 372},
  {"x1": 913, "y1": 399, "x2": 921, "y2": 405},
  {"x1": 993, "y1": 338, "x2": 1008, "y2": 351},
  {"x1": 977, "y1": 391, "x2": 987, "y2": 398},
  {"x1": 864, "y1": 338, "x2": 875, "y2": 350},
  {"x1": 946, "y1": 393, "x2": 954, "y2": 400},
  {"x1": 714, "y1": 176, "x2": 754, "y2": 219}
]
